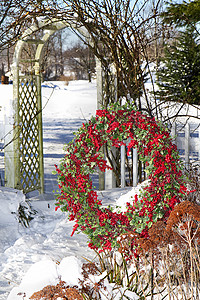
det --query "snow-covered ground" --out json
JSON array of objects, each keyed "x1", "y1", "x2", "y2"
[{"x1": 0, "y1": 80, "x2": 133, "y2": 299}]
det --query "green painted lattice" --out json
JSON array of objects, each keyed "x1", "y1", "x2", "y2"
[
  {"x1": 17, "y1": 75, "x2": 42, "y2": 193},
  {"x1": 7, "y1": 20, "x2": 99, "y2": 194}
]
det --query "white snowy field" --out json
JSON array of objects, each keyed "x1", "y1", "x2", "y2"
[{"x1": 0, "y1": 80, "x2": 134, "y2": 299}]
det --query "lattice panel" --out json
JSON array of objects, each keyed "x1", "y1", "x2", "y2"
[
  {"x1": 18, "y1": 76, "x2": 40, "y2": 193},
  {"x1": 102, "y1": 65, "x2": 117, "y2": 107}
]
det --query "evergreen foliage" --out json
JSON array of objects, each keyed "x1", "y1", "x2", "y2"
[
  {"x1": 163, "y1": 0, "x2": 200, "y2": 26},
  {"x1": 156, "y1": 27, "x2": 200, "y2": 105}
]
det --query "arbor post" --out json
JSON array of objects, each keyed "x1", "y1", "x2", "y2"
[
  {"x1": 35, "y1": 63, "x2": 44, "y2": 193},
  {"x1": 96, "y1": 58, "x2": 105, "y2": 190},
  {"x1": 4, "y1": 63, "x2": 20, "y2": 189}
]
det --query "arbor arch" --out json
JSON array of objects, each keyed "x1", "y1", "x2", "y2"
[{"x1": 5, "y1": 18, "x2": 104, "y2": 194}]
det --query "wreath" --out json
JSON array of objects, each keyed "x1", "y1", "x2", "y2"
[{"x1": 54, "y1": 105, "x2": 187, "y2": 253}]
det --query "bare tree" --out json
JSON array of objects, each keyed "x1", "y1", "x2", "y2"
[
  {"x1": 0, "y1": 0, "x2": 161, "y2": 111},
  {"x1": 63, "y1": 41, "x2": 96, "y2": 81},
  {"x1": 41, "y1": 29, "x2": 70, "y2": 80}
]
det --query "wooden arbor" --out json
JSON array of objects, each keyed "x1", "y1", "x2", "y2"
[{"x1": 4, "y1": 18, "x2": 104, "y2": 194}]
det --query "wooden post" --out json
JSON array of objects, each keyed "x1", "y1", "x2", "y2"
[
  {"x1": 96, "y1": 58, "x2": 103, "y2": 110},
  {"x1": 133, "y1": 148, "x2": 138, "y2": 187},
  {"x1": 105, "y1": 147, "x2": 117, "y2": 189},
  {"x1": 121, "y1": 144, "x2": 126, "y2": 188},
  {"x1": 96, "y1": 58, "x2": 105, "y2": 190},
  {"x1": 185, "y1": 123, "x2": 190, "y2": 169},
  {"x1": 104, "y1": 64, "x2": 118, "y2": 189},
  {"x1": 4, "y1": 62, "x2": 20, "y2": 189},
  {"x1": 35, "y1": 64, "x2": 44, "y2": 194},
  {"x1": 171, "y1": 122, "x2": 176, "y2": 143}
]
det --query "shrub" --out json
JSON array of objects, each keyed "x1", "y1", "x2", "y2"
[{"x1": 130, "y1": 200, "x2": 200, "y2": 299}]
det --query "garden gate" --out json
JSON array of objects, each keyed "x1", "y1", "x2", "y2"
[{"x1": 4, "y1": 18, "x2": 108, "y2": 194}]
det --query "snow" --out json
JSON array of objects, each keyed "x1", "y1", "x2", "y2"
[
  {"x1": 8, "y1": 256, "x2": 84, "y2": 299},
  {"x1": 0, "y1": 80, "x2": 134, "y2": 299},
  {"x1": 9, "y1": 260, "x2": 59, "y2": 299},
  {"x1": 116, "y1": 180, "x2": 149, "y2": 211}
]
